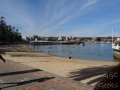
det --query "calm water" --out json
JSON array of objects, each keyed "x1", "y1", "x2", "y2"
[{"x1": 29, "y1": 43, "x2": 119, "y2": 62}]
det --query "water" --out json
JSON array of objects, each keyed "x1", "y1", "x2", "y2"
[{"x1": 29, "y1": 43, "x2": 119, "y2": 62}]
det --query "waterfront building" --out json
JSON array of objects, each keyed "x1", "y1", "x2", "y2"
[
  {"x1": 92, "y1": 36, "x2": 97, "y2": 42},
  {"x1": 69, "y1": 34, "x2": 73, "y2": 39},
  {"x1": 58, "y1": 36, "x2": 62, "y2": 41},
  {"x1": 45, "y1": 37, "x2": 49, "y2": 41},
  {"x1": 35, "y1": 38, "x2": 37, "y2": 41},
  {"x1": 117, "y1": 37, "x2": 120, "y2": 41},
  {"x1": 66, "y1": 37, "x2": 69, "y2": 41},
  {"x1": 22, "y1": 36, "x2": 27, "y2": 41}
]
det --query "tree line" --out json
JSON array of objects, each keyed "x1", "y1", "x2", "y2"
[{"x1": 0, "y1": 16, "x2": 22, "y2": 44}]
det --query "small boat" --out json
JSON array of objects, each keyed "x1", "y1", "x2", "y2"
[
  {"x1": 101, "y1": 43, "x2": 103, "y2": 46},
  {"x1": 106, "y1": 41, "x2": 111, "y2": 43},
  {"x1": 100, "y1": 41, "x2": 104, "y2": 46},
  {"x1": 80, "y1": 42, "x2": 85, "y2": 46}
]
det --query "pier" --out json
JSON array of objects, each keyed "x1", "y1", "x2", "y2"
[
  {"x1": 30, "y1": 41, "x2": 82, "y2": 45},
  {"x1": 30, "y1": 41, "x2": 61, "y2": 45}
]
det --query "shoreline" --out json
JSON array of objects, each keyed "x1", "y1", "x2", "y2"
[
  {"x1": 28, "y1": 46, "x2": 118, "y2": 63},
  {"x1": 1, "y1": 44, "x2": 120, "y2": 86},
  {"x1": 28, "y1": 44, "x2": 119, "y2": 62}
]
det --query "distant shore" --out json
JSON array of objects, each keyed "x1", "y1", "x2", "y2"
[{"x1": 1, "y1": 44, "x2": 119, "y2": 86}]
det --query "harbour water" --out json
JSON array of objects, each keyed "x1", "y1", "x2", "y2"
[{"x1": 29, "y1": 43, "x2": 119, "y2": 62}]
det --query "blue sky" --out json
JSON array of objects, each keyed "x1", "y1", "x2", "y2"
[{"x1": 0, "y1": 0, "x2": 120, "y2": 37}]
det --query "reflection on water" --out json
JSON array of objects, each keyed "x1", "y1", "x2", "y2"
[{"x1": 29, "y1": 43, "x2": 120, "y2": 62}]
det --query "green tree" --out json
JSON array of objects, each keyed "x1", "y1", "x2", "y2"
[
  {"x1": 96, "y1": 37, "x2": 101, "y2": 42},
  {"x1": 115, "y1": 41, "x2": 120, "y2": 46},
  {"x1": 0, "y1": 16, "x2": 6, "y2": 43},
  {"x1": 0, "y1": 16, "x2": 22, "y2": 44}
]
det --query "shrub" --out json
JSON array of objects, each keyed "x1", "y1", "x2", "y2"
[{"x1": 115, "y1": 40, "x2": 120, "y2": 46}]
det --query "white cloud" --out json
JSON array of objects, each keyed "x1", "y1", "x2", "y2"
[
  {"x1": 0, "y1": 0, "x2": 119, "y2": 37},
  {"x1": 40, "y1": 0, "x2": 99, "y2": 33},
  {"x1": 81, "y1": 0, "x2": 98, "y2": 9}
]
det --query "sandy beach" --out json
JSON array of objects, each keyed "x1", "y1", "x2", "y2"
[{"x1": 1, "y1": 44, "x2": 119, "y2": 86}]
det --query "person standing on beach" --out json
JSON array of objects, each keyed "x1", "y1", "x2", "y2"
[
  {"x1": 48, "y1": 50, "x2": 50, "y2": 53},
  {"x1": 40, "y1": 49, "x2": 42, "y2": 52},
  {"x1": 0, "y1": 55, "x2": 6, "y2": 63},
  {"x1": 69, "y1": 53, "x2": 72, "y2": 59},
  {"x1": 48, "y1": 47, "x2": 50, "y2": 53},
  {"x1": 73, "y1": 45, "x2": 74, "y2": 48}
]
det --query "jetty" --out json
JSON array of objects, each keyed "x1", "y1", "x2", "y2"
[
  {"x1": 30, "y1": 41, "x2": 82, "y2": 45},
  {"x1": 30, "y1": 41, "x2": 60, "y2": 45}
]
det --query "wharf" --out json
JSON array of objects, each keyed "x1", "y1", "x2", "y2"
[
  {"x1": 30, "y1": 41, "x2": 60, "y2": 45},
  {"x1": 30, "y1": 41, "x2": 82, "y2": 45}
]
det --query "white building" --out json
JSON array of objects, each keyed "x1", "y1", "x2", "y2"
[
  {"x1": 69, "y1": 34, "x2": 73, "y2": 39},
  {"x1": 66, "y1": 37, "x2": 69, "y2": 40},
  {"x1": 58, "y1": 36, "x2": 62, "y2": 40},
  {"x1": 22, "y1": 36, "x2": 27, "y2": 40},
  {"x1": 117, "y1": 37, "x2": 120, "y2": 41},
  {"x1": 35, "y1": 38, "x2": 37, "y2": 41}
]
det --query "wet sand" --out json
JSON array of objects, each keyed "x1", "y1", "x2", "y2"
[{"x1": 1, "y1": 44, "x2": 119, "y2": 86}]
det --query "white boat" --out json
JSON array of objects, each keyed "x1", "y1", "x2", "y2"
[
  {"x1": 100, "y1": 41, "x2": 104, "y2": 46},
  {"x1": 111, "y1": 29, "x2": 120, "y2": 60},
  {"x1": 94, "y1": 42, "x2": 100, "y2": 44},
  {"x1": 80, "y1": 42, "x2": 85, "y2": 46},
  {"x1": 101, "y1": 43, "x2": 103, "y2": 46},
  {"x1": 106, "y1": 41, "x2": 111, "y2": 43}
]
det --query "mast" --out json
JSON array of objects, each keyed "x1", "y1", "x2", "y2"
[{"x1": 112, "y1": 28, "x2": 113, "y2": 44}]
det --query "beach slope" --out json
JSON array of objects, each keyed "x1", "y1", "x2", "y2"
[{"x1": 1, "y1": 44, "x2": 119, "y2": 86}]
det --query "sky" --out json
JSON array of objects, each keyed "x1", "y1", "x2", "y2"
[{"x1": 0, "y1": 0, "x2": 120, "y2": 37}]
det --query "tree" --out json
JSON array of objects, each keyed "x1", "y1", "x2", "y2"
[
  {"x1": 0, "y1": 16, "x2": 22, "y2": 44},
  {"x1": 1, "y1": 16, "x2": 4, "y2": 20},
  {"x1": 96, "y1": 37, "x2": 101, "y2": 42},
  {"x1": 0, "y1": 16, "x2": 6, "y2": 43},
  {"x1": 108, "y1": 36, "x2": 112, "y2": 38},
  {"x1": 115, "y1": 40, "x2": 120, "y2": 46}
]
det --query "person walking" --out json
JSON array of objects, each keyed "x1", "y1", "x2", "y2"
[
  {"x1": 48, "y1": 49, "x2": 50, "y2": 54},
  {"x1": 0, "y1": 55, "x2": 6, "y2": 63},
  {"x1": 69, "y1": 53, "x2": 72, "y2": 59},
  {"x1": 40, "y1": 49, "x2": 42, "y2": 52}
]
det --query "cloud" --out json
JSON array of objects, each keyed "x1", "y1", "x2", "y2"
[
  {"x1": 41, "y1": 0, "x2": 99, "y2": 33},
  {"x1": 81, "y1": 0, "x2": 98, "y2": 9},
  {"x1": 38, "y1": 0, "x2": 119, "y2": 36},
  {"x1": 0, "y1": 0, "x2": 119, "y2": 37},
  {"x1": 0, "y1": 0, "x2": 37, "y2": 35}
]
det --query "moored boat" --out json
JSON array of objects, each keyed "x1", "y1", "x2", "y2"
[
  {"x1": 80, "y1": 42, "x2": 85, "y2": 46},
  {"x1": 112, "y1": 37, "x2": 120, "y2": 59}
]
